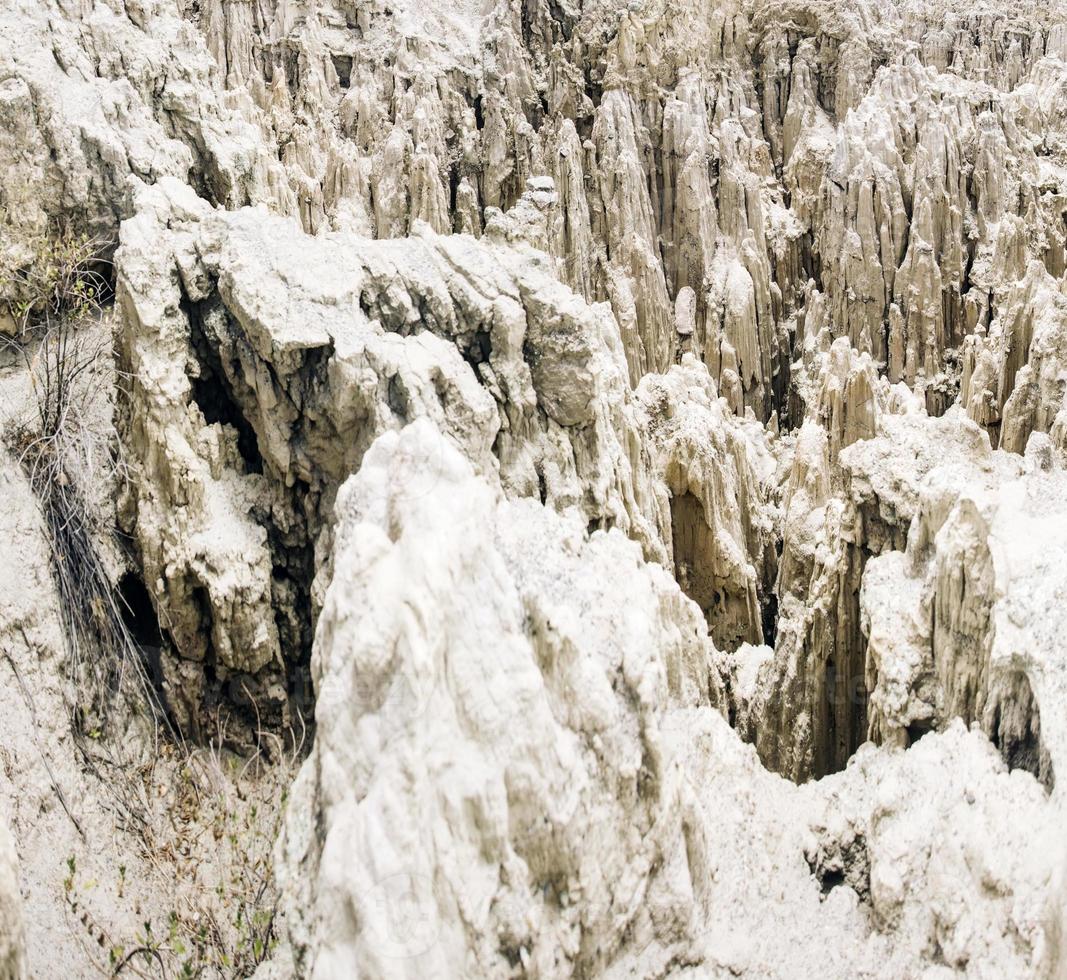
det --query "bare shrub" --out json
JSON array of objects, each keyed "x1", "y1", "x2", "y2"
[
  {"x1": 5, "y1": 233, "x2": 301, "y2": 978},
  {"x1": 61, "y1": 714, "x2": 305, "y2": 979},
  {"x1": 1, "y1": 233, "x2": 175, "y2": 807}
]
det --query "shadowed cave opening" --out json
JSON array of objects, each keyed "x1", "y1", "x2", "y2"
[
  {"x1": 115, "y1": 570, "x2": 169, "y2": 709},
  {"x1": 181, "y1": 291, "x2": 264, "y2": 475},
  {"x1": 332, "y1": 54, "x2": 352, "y2": 88},
  {"x1": 670, "y1": 491, "x2": 763, "y2": 652},
  {"x1": 117, "y1": 571, "x2": 163, "y2": 650},
  {"x1": 818, "y1": 646, "x2": 868, "y2": 781},
  {"x1": 990, "y1": 671, "x2": 1055, "y2": 792}
]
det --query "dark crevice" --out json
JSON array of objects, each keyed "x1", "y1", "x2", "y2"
[
  {"x1": 905, "y1": 719, "x2": 933, "y2": 745},
  {"x1": 671, "y1": 491, "x2": 761, "y2": 652},
  {"x1": 117, "y1": 571, "x2": 163, "y2": 650},
  {"x1": 817, "y1": 868, "x2": 844, "y2": 893},
  {"x1": 448, "y1": 163, "x2": 460, "y2": 220},
  {"x1": 461, "y1": 327, "x2": 493, "y2": 373},
  {"x1": 761, "y1": 592, "x2": 778, "y2": 648},
  {"x1": 806, "y1": 831, "x2": 870, "y2": 901},
  {"x1": 386, "y1": 372, "x2": 409, "y2": 418},
  {"x1": 115, "y1": 569, "x2": 169, "y2": 711},
  {"x1": 331, "y1": 54, "x2": 352, "y2": 89},
  {"x1": 181, "y1": 291, "x2": 264, "y2": 474},
  {"x1": 989, "y1": 672, "x2": 1055, "y2": 792},
  {"x1": 155, "y1": 286, "x2": 323, "y2": 751}
]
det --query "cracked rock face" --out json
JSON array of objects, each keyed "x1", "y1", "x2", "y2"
[
  {"x1": 113, "y1": 176, "x2": 698, "y2": 735},
  {"x1": 9, "y1": 0, "x2": 1067, "y2": 426},
  {"x1": 5, "y1": 0, "x2": 1067, "y2": 976},
  {"x1": 859, "y1": 425, "x2": 1064, "y2": 792}
]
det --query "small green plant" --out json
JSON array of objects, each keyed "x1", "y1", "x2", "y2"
[
  {"x1": 64, "y1": 854, "x2": 76, "y2": 895},
  {"x1": 0, "y1": 231, "x2": 110, "y2": 340}
]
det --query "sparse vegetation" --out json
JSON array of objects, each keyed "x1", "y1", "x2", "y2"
[
  {"x1": 1, "y1": 231, "x2": 111, "y2": 341},
  {"x1": 61, "y1": 722, "x2": 302, "y2": 979},
  {"x1": 1, "y1": 232, "x2": 173, "y2": 768},
  {"x1": 3, "y1": 233, "x2": 299, "y2": 978}
]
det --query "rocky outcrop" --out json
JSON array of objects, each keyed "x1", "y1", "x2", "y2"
[
  {"x1": 5, "y1": 0, "x2": 1067, "y2": 976},
  {"x1": 279, "y1": 420, "x2": 721, "y2": 978},
  {"x1": 859, "y1": 425, "x2": 1063, "y2": 791},
  {"x1": 742, "y1": 338, "x2": 1065, "y2": 790},
  {"x1": 113, "y1": 174, "x2": 787, "y2": 742},
  {"x1": 635, "y1": 357, "x2": 778, "y2": 650},
  {"x1": 737, "y1": 322, "x2": 1067, "y2": 787},
  {"x1": 961, "y1": 258, "x2": 1067, "y2": 453},
  {"x1": 7, "y1": 0, "x2": 1067, "y2": 422},
  {"x1": 0, "y1": 0, "x2": 293, "y2": 269},
  {"x1": 113, "y1": 177, "x2": 689, "y2": 736},
  {"x1": 737, "y1": 339, "x2": 891, "y2": 780},
  {"x1": 276, "y1": 419, "x2": 1067, "y2": 979}
]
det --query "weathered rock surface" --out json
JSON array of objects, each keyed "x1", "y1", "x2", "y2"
[
  {"x1": 961, "y1": 259, "x2": 1067, "y2": 453},
  {"x1": 740, "y1": 335, "x2": 1067, "y2": 789},
  {"x1": 114, "y1": 180, "x2": 788, "y2": 743},
  {"x1": 635, "y1": 357, "x2": 778, "y2": 650},
  {"x1": 6, "y1": 0, "x2": 1067, "y2": 422},
  {"x1": 739, "y1": 338, "x2": 892, "y2": 780},
  {"x1": 3, "y1": 0, "x2": 1067, "y2": 976},
  {"x1": 858, "y1": 423, "x2": 1064, "y2": 792},
  {"x1": 277, "y1": 421, "x2": 1067, "y2": 979},
  {"x1": 114, "y1": 178, "x2": 678, "y2": 733}
]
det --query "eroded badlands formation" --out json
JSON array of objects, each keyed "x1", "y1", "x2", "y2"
[{"x1": 3, "y1": 0, "x2": 1067, "y2": 976}]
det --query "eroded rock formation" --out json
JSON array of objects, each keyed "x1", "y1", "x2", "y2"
[
  {"x1": 277, "y1": 421, "x2": 1066, "y2": 978},
  {"x1": 7, "y1": 0, "x2": 1066, "y2": 421},
  {"x1": 2, "y1": 0, "x2": 1067, "y2": 976},
  {"x1": 860, "y1": 426, "x2": 1063, "y2": 791}
]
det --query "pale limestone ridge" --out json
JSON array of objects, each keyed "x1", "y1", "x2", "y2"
[
  {"x1": 859, "y1": 425, "x2": 1065, "y2": 791},
  {"x1": 277, "y1": 420, "x2": 1065, "y2": 979},
  {"x1": 114, "y1": 176, "x2": 783, "y2": 739}
]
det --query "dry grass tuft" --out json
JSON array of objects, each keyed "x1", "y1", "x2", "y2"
[{"x1": 2, "y1": 233, "x2": 171, "y2": 758}]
